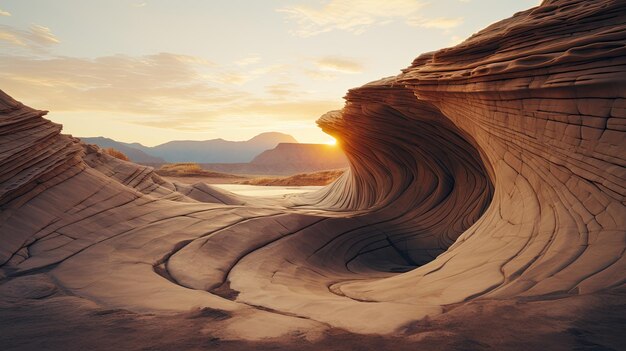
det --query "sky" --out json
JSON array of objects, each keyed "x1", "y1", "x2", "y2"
[{"x1": 0, "y1": 0, "x2": 540, "y2": 146}]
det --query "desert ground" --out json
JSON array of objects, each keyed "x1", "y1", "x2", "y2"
[
  {"x1": 148, "y1": 160, "x2": 346, "y2": 186},
  {"x1": 160, "y1": 168, "x2": 346, "y2": 186}
]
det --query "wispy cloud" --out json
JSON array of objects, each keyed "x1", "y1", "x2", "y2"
[
  {"x1": 0, "y1": 53, "x2": 239, "y2": 116},
  {"x1": 314, "y1": 56, "x2": 364, "y2": 74},
  {"x1": 0, "y1": 53, "x2": 340, "y2": 131},
  {"x1": 266, "y1": 83, "x2": 299, "y2": 97},
  {"x1": 0, "y1": 8, "x2": 11, "y2": 16},
  {"x1": 132, "y1": 2, "x2": 147, "y2": 8},
  {"x1": 0, "y1": 24, "x2": 59, "y2": 52},
  {"x1": 0, "y1": 31, "x2": 23, "y2": 47},
  {"x1": 206, "y1": 63, "x2": 287, "y2": 86},
  {"x1": 278, "y1": 0, "x2": 427, "y2": 37},
  {"x1": 210, "y1": 71, "x2": 249, "y2": 85},
  {"x1": 407, "y1": 17, "x2": 464, "y2": 29},
  {"x1": 29, "y1": 25, "x2": 60, "y2": 44},
  {"x1": 304, "y1": 69, "x2": 338, "y2": 81},
  {"x1": 234, "y1": 54, "x2": 261, "y2": 66}
]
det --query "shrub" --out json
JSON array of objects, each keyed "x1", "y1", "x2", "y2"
[
  {"x1": 103, "y1": 147, "x2": 130, "y2": 161},
  {"x1": 159, "y1": 163, "x2": 202, "y2": 173}
]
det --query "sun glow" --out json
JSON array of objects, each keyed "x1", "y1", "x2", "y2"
[{"x1": 325, "y1": 137, "x2": 337, "y2": 146}]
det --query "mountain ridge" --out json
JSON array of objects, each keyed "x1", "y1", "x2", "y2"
[{"x1": 80, "y1": 131, "x2": 298, "y2": 163}]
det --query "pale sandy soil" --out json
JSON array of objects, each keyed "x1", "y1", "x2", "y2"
[
  {"x1": 238, "y1": 169, "x2": 346, "y2": 186},
  {"x1": 163, "y1": 176, "x2": 246, "y2": 184},
  {"x1": 163, "y1": 176, "x2": 325, "y2": 196},
  {"x1": 212, "y1": 184, "x2": 323, "y2": 196},
  {"x1": 163, "y1": 168, "x2": 345, "y2": 187}
]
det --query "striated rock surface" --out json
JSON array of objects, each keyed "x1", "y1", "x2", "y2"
[{"x1": 1, "y1": 0, "x2": 625, "y2": 345}]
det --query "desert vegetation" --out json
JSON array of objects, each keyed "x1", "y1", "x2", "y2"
[
  {"x1": 155, "y1": 162, "x2": 243, "y2": 178},
  {"x1": 239, "y1": 169, "x2": 346, "y2": 186},
  {"x1": 103, "y1": 147, "x2": 129, "y2": 161},
  {"x1": 156, "y1": 163, "x2": 345, "y2": 186}
]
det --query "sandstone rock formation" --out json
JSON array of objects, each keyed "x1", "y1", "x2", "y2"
[{"x1": 1, "y1": 0, "x2": 625, "y2": 346}]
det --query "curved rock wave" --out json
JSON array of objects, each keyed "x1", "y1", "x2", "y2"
[{"x1": 1, "y1": 0, "x2": 625, "y2": 337}]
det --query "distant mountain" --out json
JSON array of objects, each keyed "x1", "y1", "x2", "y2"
[
  {"x1": 150, "y1": 132, "x2": 297, "y2": 163},
  {"x1": 79, "y1": 132, "x2": 298, "y2": 164},
  {"x1": 80, "y1": 137, "x2": 166, "y2": 164},
  {"x1": 196, "y1": 143, "x2": 349, "y2": 175},
  {"x1": 250, "y1": 143, "x2": 348, "y2": 171}
]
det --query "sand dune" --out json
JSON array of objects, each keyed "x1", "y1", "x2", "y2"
[{"x1": 1, "y1": 0, "x2": 625, "y2": 349}]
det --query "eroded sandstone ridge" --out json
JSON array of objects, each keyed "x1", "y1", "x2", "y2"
[{"x1": 1, "y1": 0, "x2": 625, "y2": 341}]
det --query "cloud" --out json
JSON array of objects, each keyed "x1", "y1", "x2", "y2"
[
  {"x1": 0, "y1": 8, "x2": 11, "y2": 16},
  {"x1": 407, "y1": 17, "x2": 464, "y2": 29},
  {"x1": 314, "y1": 56, "x2": 364, "y2": 74},
  {"x1": 0, "y1": 24, "x2": 60, "y2": 52},
  {"x1": 29, "y1": 25, "x2": 60, "y2": 44},
  {"x1": 0, "y1": 53, "x2": 340, "y2": 132},
  {"x1": 210, "y1": 99, "x2": 342, "y2": 124},
  {"x1": 0, "y1": 53, "x2": 241, "y2": 116},
  {"x1": 0, "y1": 31, "x2": 23, "y2": 47},
  {"x1": 266, "y1": 83, "x2": 299, "y2": 97},
  {"x1": 304, "y1": 69, "x2": 337, "y2": 81},
  {"x1": 210, "y1": 71, "x2": 249, "y2": 85},
  {"x1": 278, "y1": 0, "x2": 427, "y2": 37},
  {"x1": 132, "y1": 2, "x2": 147, "y2": 7},
  {"x1": 234, "y1": 54, "x2": 261, "y2": 66},
  {"x1": 168, "y1": 54, "x2": 214, "y2": 65},
  {"x1": 206, "y1": 64, "x2": 286, "y2": 86}
]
